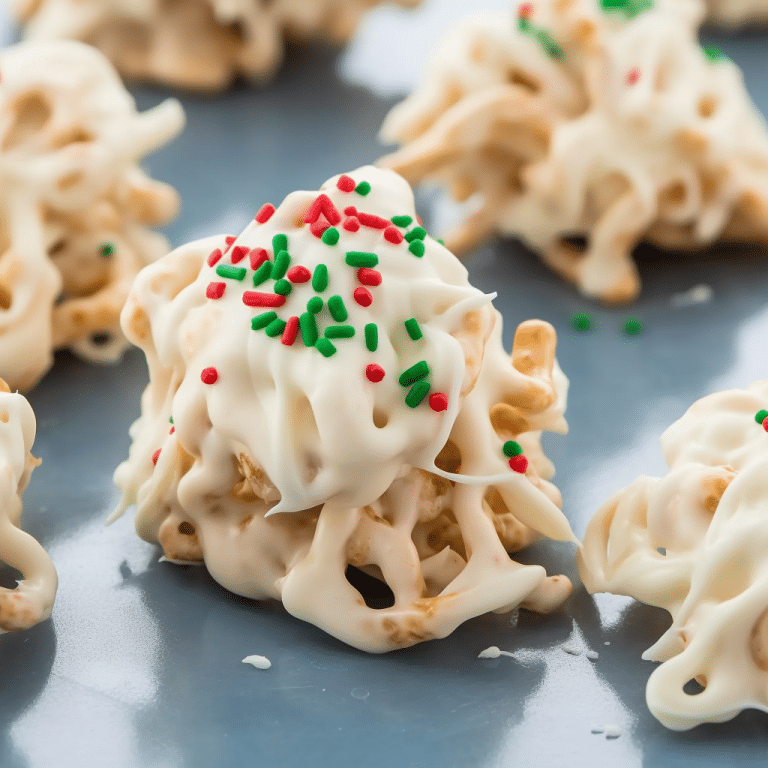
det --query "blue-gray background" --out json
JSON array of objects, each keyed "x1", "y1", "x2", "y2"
[{"x1": 1, "y1": 2, "x2": 768, "y2": 766}]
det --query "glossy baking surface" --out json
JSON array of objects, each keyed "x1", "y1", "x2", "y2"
[{"x1": 2, "y1": 3, "x2": 768, "y2": 766}]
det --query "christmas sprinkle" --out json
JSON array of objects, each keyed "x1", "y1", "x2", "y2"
[
  {"x1": 503, "y1": 440, "x2": 523, "y2": 457},
  {"x1": 399, "y1": 361, "x2": 429, "y2": 386},
  {"x1": 755, "y1": 409, "x2": 768, "y2": 425},
  {"x1": 273, "y1": 250, "x2": 291, "y2": 280},
  {"x1": 509, "y1": 455, "x2": 529, "y2": 473},
  {"x1": 315, "y1": 338, "x2": 337, "y2": 357},
  {"x1": 230, "y1": 245, "x2": 248, "y2": 264},
  {"x1": 405, "y1": 318, "x2": 423, "y2": 340},
  {"x1": 357, "y1": 268, "x2": 382, "y2": 286},
  {"x1": 152, "y1": 448, "x2": 161, "y2": 465},
  {"x1": 703, "y1": 45, "x2": 727, "y2": 62},
  {"x1": 100, "y1": 242, "x2": 115, "y2": 258},
  {"x1": 206, "y1": 282, "x2": 226, "y2": 300},
  {"x1": 265, "y1": 317, "x2": 287, "y2": 337},
  {"x1": 312, "y1": 264, "x2": 329, "y2": 292},
  {"x1": 255, "y1": 204, "x2": 275, "y2": 223},
  {"x1": 366, "y1": 364, "x2": 385, "y2": 383},
  {"x1": 253, "y1": 261, "x2": 273, "y2": 286},
  {"x1": 429, "y1": 393, "x2": 448, "y2": 412},
  {"x1": 325, "y1": 325, "x2": 355, "y2": 339},
  {"x1": 287, "y1": 265, "x2": 311, "y2": 283},
  {"x1": 252, "y1": 311, "x2": 277, "y2": 330},
  {"x1": 572, "y1": 312, "x2": 592, "y2": 332},
  {"x1": 384, "y1": 226, "x2": 404, "y2": 244},
  {"x1": 406, "y1": 381, "x2": 431, "y2": 408},
  {"x1": 307, "y1": 296, "x2": 323, "y2": 314},
  {"x1": 624, "y1": 317, "x2": 643, "y2": 336},
  {"x1": 282, "y1": 316, "x2": 299, "y2": 346},
  {"x1": 409, "y1": 240, "x2": 425, "y2": 257},
  {"x1": 300, "y1": 312, "x2": 319, "y2": 346},
  {"x1": 328, "y1": 295, "x2": 349, "y2": 322},
  {"x1": 405, "y1": 227, "x2": 427, "y2": 243},
  {"x1": 207, "y1": 248, "x2": 223, "y2": 267},
  {"x1": 272, "y1": 234, "x2": 288, "y2": 254},
  {"x1": 274, "y1": 279, "x2": 292, "y2": 296},
  {"x1": 322, "y1": 227, "x2": 340, "y2": 246},
  {"x1": 201, "y1": 367, "x2": 219, "y2": 385},
  {"x1": 392, "y1": 215, "x2": 413, "y2": 227},
  {"x1": 626, "y1": 67, "x2": 640, "y2": 86},
  {"x1": 346, "y1": 251, "x2": 379, "y2": 268},
  {"x1": 365, "y1": 323, "x2": 378, "y2": 352},
  {"x1": 242, "y1": 292, "x2": 286, "y2": 308},
  {"x1": 353, "y1": 287, "x2": 373, "y2": 307},
  {"x1": 355, "y1": 181, "x2": 371, "y2": 196},
  {"x1": 216, "y1": 265, "x2": 246, "y2": 281},
  {"x1": 337, "y1": 175, "x2": 356, "y2": 192}
]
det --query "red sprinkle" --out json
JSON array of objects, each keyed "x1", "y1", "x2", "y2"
[
  {"x1": 282, "y1": 316, "x2": 300, "y2": 346},
  {"x1": 344, "y1": 206, "x2": 358, "y2": 217},
  {"x1": 206, "y1": 282, "x2": 226, "y2": 300},
  {"x1": 255, "y1": 204, "x2": 276, "y2": 223},
  {"x1": 518, "y1": 2, "x2": 533, "y2": 16},
  {"x1": 763, "y1": 416, "x2": 768, "y2": 432},
  {"x1": 353, "y1": 287, "x2": 373, "y2": 307},
  {"x1": 310, "y1": 220, "x2": 330, "y2": 238},
  {"x1": 242, "y1": 292, "x2": 286, "y2": 308},
  {"x1": 201, "y1": 367, "x2": 219, "y2": 385},
  {"x1": 416, "y1": 215, "x2": 424, "y2": 226},
  {"x1": 343, "y1": 217, "x2": 360, "y2": 232},
  {"x1": 287, "y1": 265, "x2": 311, "y2": 283},
  {"x1": 152, "y1": 448, "x2": 161, "y2": 465},
  {"x1": 337, "y1": 175, "x2": 356, "y2": 192},
  {"x1": 366, "y1": 364, "x2": 385, "y2": 383},
  {"x1": 303, "y1": 194, "x2": 342, "y2": 226},
  {"x1": 230, "y1": 245, "x2": 248, "y2": 264},
  {"x1": 626, "y1": 67, "x2": 640, "y2": 86},
  {"x1": 383, "y1": 226, "x2": 404, "y2": 244},
  {"x1": 207, "y1": 248, "x2": 223, "y2": 267},
  {"x1": 223, "y1": 235, "x2": 237, "y2": 252},
  {"x1": 509, "y1": 455, "x2": 528, "y2": 474},
  {"x1": 169, "y1": 426, "x2": 175, "y2": 434},
  {"x1": 357, "y1": 268, "x2": 382, "y2": 286},
  {"x1": 429, "y1": 393, "x2": 449, "y2": 412},
  {"x1": 357, "y1": 212, "x2": 389, "y2": 229},
  {"x1": 250, "y1": 247, "x2": 269, "y2": 270}
]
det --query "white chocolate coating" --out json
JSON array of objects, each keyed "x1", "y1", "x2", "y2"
[
  {"x1": 14, "y1": 0, "x2": 421, "y2": 92},
  {"x1": 0, "y1": 40, "x2": 184, "y2": 391},
  {"x1": 0, "y1": 380, "x2": 58, "y2": 633},
  {"x1": 380, "y1": 0, "x2": 768, "y2": 304},
  {"x1": 579, "y1": 380, "x2": 768, "y2": 730},
  {"x1": 114, "y1": 166, "x2": 575, "y2": 652}
]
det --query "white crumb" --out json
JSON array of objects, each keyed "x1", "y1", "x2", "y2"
[
  {"x1": 561, "y1": 642, "x2": 582, "y2": 656},
  {"x1": 478, "y1": 646, "x2": 514, "y2": 659},
  {"x1": 242, "y1": 654, "x2": 272, "y2": 670},
  {"x1": 585, "y1": 650, "x2": 599, "y2": 660},
  {"x1": 670, "y1": 284, "x2": 712, "y2": 308},
  {"x1": 604, "y1": 641, "x2": 611, "y2": 646},
  {"x1": 604, "y1": 725, "x2": 622, "y2": 739}
]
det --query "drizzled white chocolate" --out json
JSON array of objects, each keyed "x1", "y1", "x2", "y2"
[
  {"x1": 0, "y1": 380, "x2": 57, "y2": 633},
  {"x1": 579, "y1": 380, "x2": 768, "y2": 730},
  {"x1": 0, "y1": 40, "x2": 184, "y2": 391},
  {"x1": 113, "y1": 166, "x2": 576, "y2": 652},
  {"x1": 380, "y1": 0, "x2": 768, "y2": 303},
  {"x1": 13, "y1": 0, "x2": 421, "y2": 92}
]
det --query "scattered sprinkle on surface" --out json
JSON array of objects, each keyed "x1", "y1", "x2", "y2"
[
  {"x1": 242, "y1": 655, "x2": 272, "y2": 670},
  {"x1": 572, "y1": 312, "x2": 592, "y2": 332},
  {"x1": 623, "y1": 317, "x2": 643, "y2": 336}
]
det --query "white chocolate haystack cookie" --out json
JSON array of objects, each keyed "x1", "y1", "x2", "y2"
[
  {"x1": 579, "y1": 381, "x2": 768, "y2": 730},
  {"x1": 0, "y1": 40, "x2": 184, "y2": 391},
  {"x1": 380, "y1": 0, "x2": 768, "y2": 303},
  {"x1": 0, "y1": 379, "x2": 57, "y2": 633},
  {"x1": 113, "y1": 166, "x2": 575, "y2": 652},
  {"x1": 14, "y1": 0, "x2": 422, "y2": 91}
]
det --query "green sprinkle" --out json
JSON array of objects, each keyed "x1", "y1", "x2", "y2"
[
  {"x1": 273, "y1": 250, "x2": 291, "y2": 280},
  {"x1": 312, "y1": 264, "x2": 329, "y2": 292},
  {"x1": 328, "y1": 295, "x2": 348, "y2": 322},
  {"x1": 404, "y1": 318, "x2": 422, "y2": 341},
  {"x1": 365, "y1": 323, "x2": 378, "y2": 352},
  {"x1": 409, "y1": 240, "x2": 425, "y2": 258},
  {"x1": 315, "y1": 338, "x2": 337, "y2": 357},
  {"x1": 405, "y1": 227, "x2": 427, "y2": 243},
  {"x1": 216, "y1": 264, "x2": 247, "y2": 281},
  {"x1": 169, "y1": 416, "x2": 173, "y2": 424},
  {"x1": 252, "y1": 260, "x2": 273, "y2": 286},
  {"x1": 252, "y1": 311, "x2": 277, "y2": 330},
  {"x1": 399, "y1": 360, "x2": 430, "y2": 387},
  {"x1": 600, "y1": 0, "x2": 627, "y2": 8},
  {"x1": 405, "y1": 381, "x2": 430, "y2": 408},
  {"x1": 274, "y1": 279, "x2": 292, "y2": 296},
  {"x1": 307, "y1": 296, "x2": 323, "y2": 314},
  {"x1": 345, "y1": 251, "x2": 379, "y2": 268},
  {"x1": 625, "y1": 0, "x2": 653, "y2": 16},
  {"x1": 325, "y1": 325, "x2": 355, "y2": 339},
  {"x1": 517, "y1": 17, "x2": 532, "y2": 31},
  {"x1": 572, "y1": 312, "x2": 592, "y2": 332},
  {"x1": 503, "y1": 440, "x2": 523, "y2": 457},
  {"x1": 300, "y1": 312, "x2": 318, "y2": 347},
  {"x1": 272, "y1": 234, "x2": 288, "y2": 254},
  {"x1": 99, "y1": 242, "x2": 115, "y2": 258},
  {"x1": 437, "y1": 239, "x2": 445, "y2": 245},
  {"x1": 624, "y1": 317, "x2": 643, "y2": 336},
  {"x1": 535, "y1": 30, "x2": 563, "y2": 59},
  {"x1": 755, "y1": 409, "x2": 768, "y2": 425},
  {"x1": 355, "y1": 181, "x2": 371, "y2": 196},
  {"x1": 703, "y1": 45, "x2": 727, "y2": 62},
  {"x1": 265, "y1": 318, "x2": 287, "y2": 337},
  {"x1": 391, "y1": 215, "x2": 413, "y2": 227},
  {"x1": 322, "y1": 227, "x2": 340, "y2": 246}
]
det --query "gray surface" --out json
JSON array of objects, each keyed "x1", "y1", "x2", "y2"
[{"x1": 2, "y1": 3, "x2": 768, "y2": 767}]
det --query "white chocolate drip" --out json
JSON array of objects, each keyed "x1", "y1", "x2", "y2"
[
  {"x1": 579, "y1": 380, "x2": 768, "y2": 729},
  {"x1": 0, "y1": 380, "x2": 58, "y2": 632},
  {"x1": 14, "y1": 0, "x2": 422, "y2": 92},
  {"x1": 380, "y1": 0, "x2": 768, "y2": 304},
  {"x1": 0, "y1": 40, "x2": 184, "y2": 391},
  {"x1": 114, "y1": 166, "x2": 575, "y2": 652}
]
